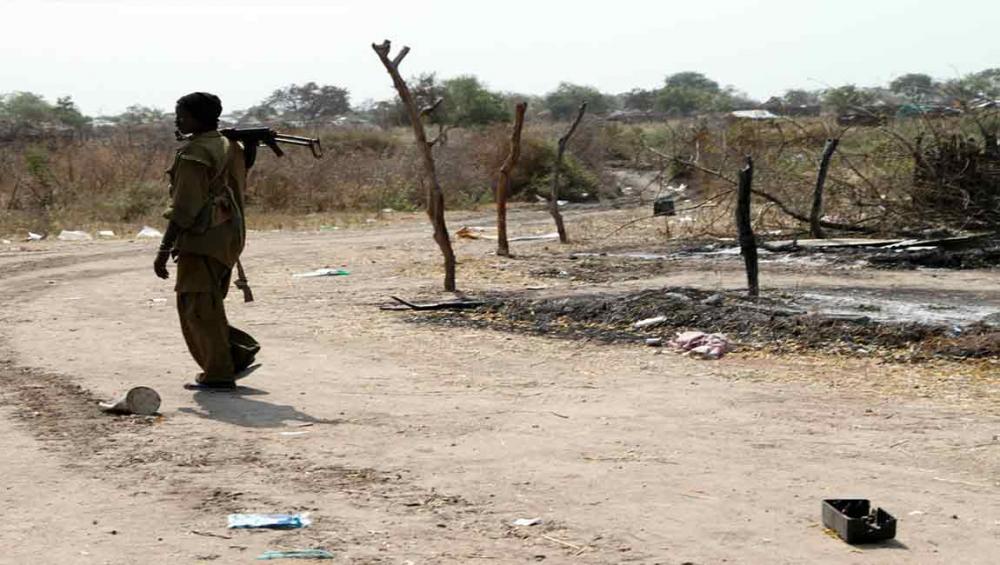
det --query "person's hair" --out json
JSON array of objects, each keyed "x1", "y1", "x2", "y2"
[{"x1": 176, "y1": 92, "x2": 223, "y2": 130}]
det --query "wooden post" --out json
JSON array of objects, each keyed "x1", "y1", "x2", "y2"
[
  {"x1": 496, "y1": 102, "x2": 527, "y2": 257},
  {"x1": 372, "y1": 40, "x2": 457, "y2": 291},
  {"x1": 549, "y1": 102, "x2": 587, "y2": 243},
  {"x1": 810, "y1": 137, "x2": 840, "y2": 238},
  {"x1": 736, "y1": 156, "x2": 759, "y2": 297}
]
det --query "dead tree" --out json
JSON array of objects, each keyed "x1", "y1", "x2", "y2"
[
  {"x1": 372, "y1": 40, "x2": 457, "y2": 291},
  {"x1": 549, "y1": 102, "x2": 587, "y2": 243},
  {"x1": 496, "y1": 102, "x2": 527, "y2": 257},
  {"x1": 736, "y1": 156, "x2": 759, "y2": 297},
  {"x1": 809, "y1": 138, "x2": 840, "y2": 238}
]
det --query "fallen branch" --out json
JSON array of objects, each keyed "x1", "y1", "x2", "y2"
[{"x1": 382, "y1": 296, "x2": 485, "y2": 311}]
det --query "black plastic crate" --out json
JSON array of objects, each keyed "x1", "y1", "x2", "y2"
[
  {"x1": 822, "y1": 499, "x2": 897, "y2": 544},
  {"x1": 653, "y1": 196, "x2": 676, "y2": 217}
]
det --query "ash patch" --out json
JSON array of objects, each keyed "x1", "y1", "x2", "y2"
[{"x1": 416, "y1": 288, "x2": 1000, "y2": 359}]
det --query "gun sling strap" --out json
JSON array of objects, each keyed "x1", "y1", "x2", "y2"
[{"x1": 235, "y1": 259, "x2": 254, "y2": 303}]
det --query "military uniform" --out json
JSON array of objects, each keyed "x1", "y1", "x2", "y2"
[{"x1": 165, "y1": 131, "x2": 257, "y2": 384}]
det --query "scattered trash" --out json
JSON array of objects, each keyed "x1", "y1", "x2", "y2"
[
  {"x1": 662, "y1": 292, "x2": 693, "y2": 303},
  {"x1": 511, "y1": 517, "x2": 543, "y2": 527},
  {"x1": 456, "y1": 226, "x2": 488, "y2": 240},
  {"x1": 731, "y1": 109, "x2": 779, "y2": 120},
  {"x1": 227, "y1": 513, "x2": 312, "y2": 530},
  {"x1": 645, "y1": 337, "x2": 663, "y2": 347},
  {"x1": 669, "y1": 331, "x2": 731, "y2": 359},
  {"x1": 701, "y1": 294, "x2": 725, "y2": 306},
  {"x1": 257, "y1": 549, "x2": 334, "y2": 560},
  {"x1": 634, "y1": 315, "x2": 668, "y2": 329},
  {"x1": 653, "y1": 196, "x2": 676, "y2": 217},
  {"x1": 381, "y1": 208, "x2": 395, "y2": 214},
  {"x1": 1, "y1": 239, "x2": 11, "y2": 245},
  {"x1": 98, "y1": 386, "x2": 161, "y2": 416},
  {"x1": 279, "y1": 431, "x2": 309, "y2": 437},
  {"x1": 908, "y1": 510, "x2": 925, "y2": 516},
  {"x1": 822, "y1": 499, "x2": 897, "y2": 544},
  {"x1": 148, "y1": 298, "x2": 168, "y2": 305},
  {"x1": 556, "y1": 200, "x2": 568, "y2": 207},
  {"x1": 97, "y1": 230, "x2": 116, "y2": 238},
  {"x1": 136, "y1": 226, "x2": 163, "y2": 238},
  {"x1": 292, "y1": 268, "x2": 350, "y2": 278},
  {"x1": 510, "y1": 233, "x2": 560, "y2": 242},
  {"x1": 27, "y1": 232, "x2": 44, "y2": 241},
  {"x1": 454, "y1": 226, "x2": 558, "y2": 243}
]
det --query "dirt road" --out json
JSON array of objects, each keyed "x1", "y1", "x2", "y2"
[{"x1": 1, "y1": 208, "x2": 998, "y2": 564}]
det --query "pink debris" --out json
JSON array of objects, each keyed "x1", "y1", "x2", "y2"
[{"x1": 669, "y1": 331, "x2": 731, "y2": 359}]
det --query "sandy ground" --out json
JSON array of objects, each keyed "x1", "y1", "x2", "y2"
[{"x1": 1, "y1": 205, "x2": 999, "y2": 564}]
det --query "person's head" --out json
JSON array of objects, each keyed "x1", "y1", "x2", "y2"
[{"x1": 175, "y1": 92, "x2": 222, "y2": 134}]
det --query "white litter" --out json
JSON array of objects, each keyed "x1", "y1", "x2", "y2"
[
  {"x1": 511, "y1": 518, "x2": 542, "y2": 527},
  {"x1": 57, "y1": 230, "x2": 93, "y2": 241},
  {"x1": 97, "y1": 230, "x2": 116, "y2": 238},
  {"x1": 1, "y1": 239, "x2": 10, "y2": 245},
  {"x1": 136, "y1": 226, "x2": 163, "y2": 238},
  {"x1": 509, "y1": 232, "x2": 559, "y2": 242},
  {"x1": 292, "y1": 268, "x2": 350, "y2": 278},
  {"x1": 634, "y1": 315, "x2": 668, "y2": 329},
  {"x1": 27, "y1": 232, "x2": 44, "y2": 241}
]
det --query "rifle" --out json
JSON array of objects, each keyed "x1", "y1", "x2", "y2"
[{"x1": 219, "y1": 127, "x2": 323, "y2": 169}]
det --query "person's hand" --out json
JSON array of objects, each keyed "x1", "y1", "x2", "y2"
[{"x1": 153, "y1": 250, "x2": 170, "y2": 279}]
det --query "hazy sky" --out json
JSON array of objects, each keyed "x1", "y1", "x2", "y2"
[{"x1": 2, "y1": 0, "x2": 997, "y2": 116}]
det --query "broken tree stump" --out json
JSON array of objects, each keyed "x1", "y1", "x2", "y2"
[
  {"x1": 550, "y1": 102, "x2": 587, "y2": 243},
  {"x1": 736, "y1": 156, "x2": 759, "y2": 297},
  {"x1": 497, "y1": 102, "x2": 527, "y2": 257},
  {"x1": 810, "y1": 137, "x2": 840, "y2": 238},
  {"x1": 372, "y1": 40, "x2": 457, "y2": 291}
]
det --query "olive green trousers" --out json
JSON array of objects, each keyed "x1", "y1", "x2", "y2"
[{"x1": 175, "y1": 255, "x2": 258, "y2": 384}]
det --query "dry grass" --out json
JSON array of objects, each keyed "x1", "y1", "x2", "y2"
[{"x1": 0, "y1": 121, "x2": 616, "y2": 239}]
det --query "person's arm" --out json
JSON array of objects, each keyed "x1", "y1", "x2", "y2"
[
  {"x1": 153, "y1": 221, "x2": 180, "y2": 279},
  {"x1": 164, "y1": 155, "x2": 212, "y2": 230},
  {"x1": 153, "y1": 156, "x2": 211, "y2": 279}
]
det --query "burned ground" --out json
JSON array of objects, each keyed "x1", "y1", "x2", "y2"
[{"x1": 414, "y1": 286, "x2": 1000, "y2": 360}]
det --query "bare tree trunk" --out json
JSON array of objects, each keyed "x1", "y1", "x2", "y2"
[
  {"x1": 6, "y1": 180, "x2": 21, "y2": 210},
  {"x1": 736, "y1": 156, "x2": 759, "y2": 297},
  {"x1": 496, "y1": 102, "x2": 527, "y2": 257},
  {"x1": 810, "y1": 137, "x2": 840, "y2": 238},
  {"x1": 549, "y1": 102, "x2": 587, "y2": 243},
  {"x1": 372, "y1": 40, "x2": 457, "y2": 291}
]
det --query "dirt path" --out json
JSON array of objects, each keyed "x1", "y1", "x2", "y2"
[{"x1": 1, "y1": 209, "x2": 998, "y2": 564}]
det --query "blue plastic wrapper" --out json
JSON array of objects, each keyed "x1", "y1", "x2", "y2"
[
  {"x1": 227, "y1": 513, "x2": 312, "y2": 529},
  {"x1": 258, "y1": 549, "x2": 334, "y2": 560}
]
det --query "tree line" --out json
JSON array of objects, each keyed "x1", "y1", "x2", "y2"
[{"x1": 2, "y1": 68, "x2": 998, "y2": 135}]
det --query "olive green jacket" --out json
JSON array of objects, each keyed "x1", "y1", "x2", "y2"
[{"x1": 164, "y1": 131, "x2": 247, "y2": 282}]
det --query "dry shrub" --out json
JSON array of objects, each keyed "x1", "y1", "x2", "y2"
[{"x1": 622, "y1": 113, "x2": 998, "y2": 236}]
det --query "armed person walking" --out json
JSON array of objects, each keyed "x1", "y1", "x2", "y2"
[{"x1": 154, "y1": 92, "x2": 260, "y2": 389}]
